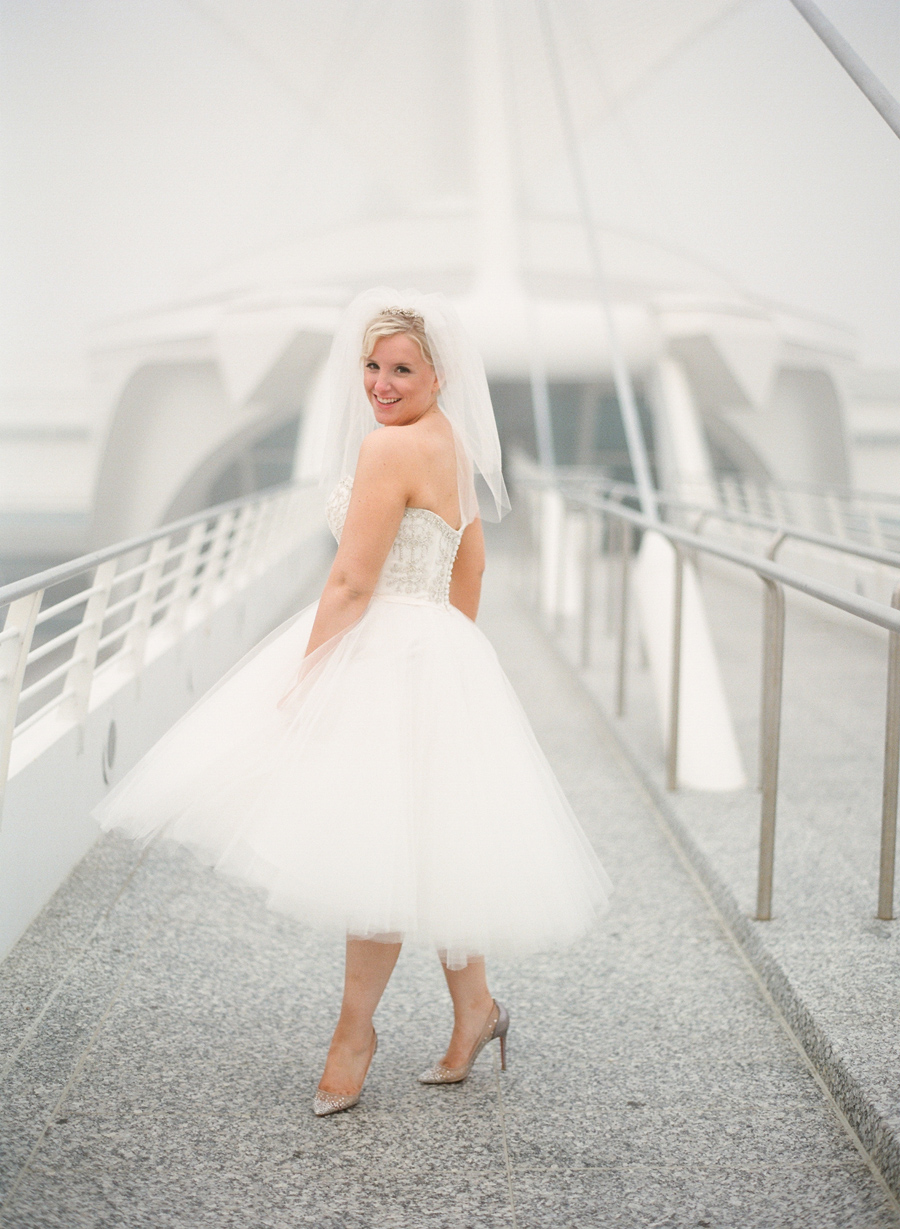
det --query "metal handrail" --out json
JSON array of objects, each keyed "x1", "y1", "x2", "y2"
[
  {"x1": 0, "y1": 481, "x2": 321, "y2": 820},
  {"x1": 563, "y1": 489, "x2": 900, "y2": 633},
  {"x1": 0, "y1": 480, "x2": 296, "y2": 610},
  {"x1": 555, "y1": 472, "x2": 900, "y2": 572},
  {"x1": 556, "y1": 465, "x2": 900, "y2": 508},
  {"x1": 518, "y1": 473, "x2": 900, "y2": 924}
]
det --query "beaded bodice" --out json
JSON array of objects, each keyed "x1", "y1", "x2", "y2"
[{"x1": 326, "y1": 477, "x2": 463, "y2": 609}]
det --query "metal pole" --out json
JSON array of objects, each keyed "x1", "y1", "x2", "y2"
[
  {"x1": 201, "y1": 510, "x2": 237, "y2": 624},
  {"x1": 0, "y1": 592, "x2": 42, "y2": 824},
  {"x1": 535, "y1": 0, "x2": 658, "y2": 520},
  {"x1": 580, "y1": 510, "x2": 595, "y2": 669},
  {"x1": 532, "y1": 489, "x2": 542, "y2": 611},
  {"x1": 555, "y1": 497, "x2": 568, "y2": 633},
  {"x1": 878, "y1": 585, "x2": 900, "y2": 920},
  {"x1": 787, "y1": 0, "x2": 900, "y2": 141},
  {"x1": 767, "y1": 530, "x2": 787, "y2": 563},
  {"x1": 125, "y1": 538, "x2": 169, "y2": 676},
  {"x1": 606, "y1": 515, "x2": 619, "y2": 636},
  {"x1": 62, "y1": 559, "x2": 118, "y2": 738},
  {"x1": 666, "y1": 544, "x2": 685, "y2": 791},
  {"x1": 758, "y1": 531, "x2": 788, "y2": 789},
  {"x1": 527, "y1": 305, "x2": 557, "y2": 469},
  {"x1": 757, "y1": 578, "x2": 786, "y2": 921},
  {"x1": 168, "y1": 521, "x2": 207, "y2": 637},
  {"x1": 616, "y1": 520, "x2": 631, "y2": 717}
]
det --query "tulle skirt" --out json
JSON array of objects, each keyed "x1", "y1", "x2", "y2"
[{"x1": 93, "y1": 594, "x2": 611, "y2": 968}]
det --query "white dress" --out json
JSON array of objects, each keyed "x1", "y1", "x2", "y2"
[{"x1": 94, "y1": 478, "x2": 611, "y2": 968}]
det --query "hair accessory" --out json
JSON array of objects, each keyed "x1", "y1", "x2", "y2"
[
  {"x1": 308, "y1": 287, "x2": 510, "y2": 528},
  {"x1": 383, "y1": 307, "x2": 424, "y2": 321}
]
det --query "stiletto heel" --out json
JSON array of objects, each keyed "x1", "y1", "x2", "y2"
[
  {"x1": 418, "y1": 1000, "x2": 510, "y2": 1084},
  {"x1": 313, "y1": 1029, "x2": 377, "y2": 1117},
  {"x1": 495, "y1": 1001, "x2": 509, "y2": 1071}
]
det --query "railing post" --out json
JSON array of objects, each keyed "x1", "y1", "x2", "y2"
[
  {"x1": 554, "y1": 497, "x2": 568, "y2": 633},
  {"x1": 580, "y1": 509, "x2": 595, "y2": 669},
  {"x1": 218, "y1": 503, "x2": 254, "y2": 593},
  {"x1": 766, "y1": 530, "x2": 787, "y2": 564},
  {"x1": 757, "y1": 577, "x2": 786, "y2": 921},
  {"x1": 0, "y1": 592, "x2": 43, "y2": 819},
  {"x1": 538, "y1": 487, "x2": 557, "y2": 620},
  {"x1": 666, "y1": 543, "x2": 685, "y2": 790},
  {"x1": 867, "y1": 503, "x2": 886, "y2": 551},
  {"x1": 124, "y1": 537, "x2": 169, "y2": 676},
  {"x1": 878, "y1": 585, "x2": 900, "y2": 920},
  {"x1": 615, "y1": 519, "x2": 631, "y2": 717},
  {"x1": 62, "y1": 560, "x2": 118, "y2": 736},
  {"x1": 531, "y1": 487, "x2": 542, "y2": 610},
  {"x1": 168, "y1": 521, "x2": 207, "y2": 636},
  {"x1": 250, "y1": 495, "x2": 279, "y2": 576},
  {"x1": 606, "y1": 515, "x2": 618, "y2": 636},
  {"x1": 200, "y1": 510, "x2": 237, "y2": 621},
  {"x1": 825, "y1": 492, "x2": 844, "y2": 540}
]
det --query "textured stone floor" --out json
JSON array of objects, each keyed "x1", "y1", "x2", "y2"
[
  {"x1": 551, "y1": 538, "x2": 900, "y2": 1203},
  {"x1": 1, "y1": 546, "x2": 898, "y2": 1227}
]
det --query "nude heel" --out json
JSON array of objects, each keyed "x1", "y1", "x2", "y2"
[
  {"x1": 313, "y1": 1029, "x2": 378, "y2": 1117},
  {"x1": 418, "y1": 1000, "x2": 510, "y2": 1084}
]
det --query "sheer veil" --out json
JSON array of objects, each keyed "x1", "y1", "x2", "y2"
[
  {"x1": 92, "y1": 286, "x2": 610, "y2": 966},
  {"x1": 312, "y1": 287, "x2": 510, "y2": 527}
]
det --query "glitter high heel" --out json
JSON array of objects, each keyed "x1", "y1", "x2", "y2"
[
  {"x1": 417, "y1": 1000, "x2": 509, "y2": 1084},
  {"x1": 313, "y1": 1029, "x2": 378, "y2": 1117}
]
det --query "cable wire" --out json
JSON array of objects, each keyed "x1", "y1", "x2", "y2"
[
  {"x1": 787, "y1": 0, "x2": 900, "y2": 140},
  {"x1": 534, "y1": 0, "x2": 658, "y2": 518}
]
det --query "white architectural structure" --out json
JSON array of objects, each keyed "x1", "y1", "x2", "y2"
[
  {"x1": 84, "y1": 219, "x2": 859, "y2": 545},
  {"x1": 72, "y1": 0, "x2": 866, "y2": 796}
]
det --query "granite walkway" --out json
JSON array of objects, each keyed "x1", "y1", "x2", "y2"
[
  {"x1": 1, "y1": 548, "x2": 898, "y2": 1227},
  {"x1": 554, "y1": 541, "x2": 900, "y2": 1210}
]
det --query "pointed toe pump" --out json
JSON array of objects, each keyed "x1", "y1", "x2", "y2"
[
  {"x1": 313, "y1": 1030, "x2": 378, "y2": 1117},
  {"x1": 418, "y1": 1000, "x2": 509, "y2": 1085}
]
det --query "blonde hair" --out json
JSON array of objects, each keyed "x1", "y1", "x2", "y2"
[{"x1": 361, "y1": 308, "x2": 435, "y2": 369}]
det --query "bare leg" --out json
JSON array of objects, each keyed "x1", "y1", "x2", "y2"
[
  {"x1": 438, "y1": 956, "x2": 496, "y2": 1069},
  {"x1": 318, "y1": 936, "x2": 402, "y2": 1096}
]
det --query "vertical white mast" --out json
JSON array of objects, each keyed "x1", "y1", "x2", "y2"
[
  {"x1": 467, "y1": 0, "x2": 519, "y2": 296},
  {"x1": 536, "y1": 0, "x2": 656, "y2": 514},
  {"x1": 466, "y1": 0, "x2": 556, "y2": 466}
]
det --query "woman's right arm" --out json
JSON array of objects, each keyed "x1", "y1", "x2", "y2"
[{"x1": 305, "y1": 431, "x2": 412, "y2": 656}]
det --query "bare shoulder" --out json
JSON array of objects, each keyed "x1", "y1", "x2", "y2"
[
  {"x1": 356, "y1": 417, "x2": 456, "y2": 515},
  {"x1": 353, "y1": 429, "x2": 419, "y2": 513},
  {"x1": 357, "y1": 426, "x2": 419, "y2": 473}
]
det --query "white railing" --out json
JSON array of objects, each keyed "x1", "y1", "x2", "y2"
[
  {"x1": 516, "y1": 466, "x2": 900, "y2": 924},
  {"x1": 554, "y1": 469, "x2": 900, "y2": 609},
  {"x1": 710, "y1": 475, "x2": 900, "y2": 558},
  {"x1": 0, "y1": 481, "x2": 321, "y2": 813}
]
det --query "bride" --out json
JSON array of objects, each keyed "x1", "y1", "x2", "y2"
[{"x1": 93, "y1": 287, "x2": 611, "y2": 1117}]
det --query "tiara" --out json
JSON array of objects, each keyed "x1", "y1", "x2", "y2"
[{"x1": 383, "y1": 306, "x2": 424, "y2": 321}]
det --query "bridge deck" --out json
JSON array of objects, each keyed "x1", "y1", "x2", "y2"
[{"x1": 1, "y1": 546, "x2": 898, "y2": 1227}]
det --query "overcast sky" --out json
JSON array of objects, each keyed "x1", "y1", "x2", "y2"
[{"x1": 1, "y1": 0, "x2": 897, "y2": 394}]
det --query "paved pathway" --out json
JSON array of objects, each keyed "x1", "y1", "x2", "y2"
[
  {"x1": 563, "y1": 545, "x2": 900, "y2": 1201},
  {"x1": 1, "y1": 547, "x2": 897, "y2": 1227}
]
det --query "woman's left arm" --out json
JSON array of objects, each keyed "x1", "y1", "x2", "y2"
[{"x1": 449, "y1": 518, "x2": 486, "y2": 621}]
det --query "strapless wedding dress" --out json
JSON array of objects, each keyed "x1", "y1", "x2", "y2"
[{"x1": 94, "y1": 478, "x2": 611, "y2": 968}]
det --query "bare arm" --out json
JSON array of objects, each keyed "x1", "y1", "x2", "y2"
[
  {"x1": 305, "y1": 432, "x2": 411, "y2": 656},
  {"x1": 449, "y1": 518, "x2": 485, "y2": 621}
]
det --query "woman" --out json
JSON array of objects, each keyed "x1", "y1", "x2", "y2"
[{"x1": 94, "y1": 288, "x2": 611, "y2": 1118}]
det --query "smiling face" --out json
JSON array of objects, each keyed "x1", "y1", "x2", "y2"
[{"x1": 363, "y1": 333, "x2": 440, "y2": 427}]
